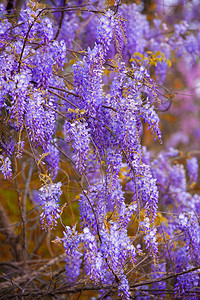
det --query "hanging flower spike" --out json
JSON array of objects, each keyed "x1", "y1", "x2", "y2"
[
  {"x1": 62, "y1": 225, "x2": 82, "y2": 283},
  {"x1": 39, "y1": 182, "x2": 62, "y2": 231},
  {"x1": 141, "y1": 217, "x2": 158, "y2": 259},
  {"x1": 65, "y1": 120, "x2": 90, "y2": 175},
  {"x1": 44, "y1": 141, "x2": 60, "y2": 180},
  {"x1": 187, "y1": 157, "x2": 199, "y2": 183},
  {"x1": 0, "y1": 156, "x2": 12, "y2": 179}
]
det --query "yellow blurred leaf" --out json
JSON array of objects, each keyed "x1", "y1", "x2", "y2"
[
  {"x1": 69, "y1": 59, "x2": 77, "y2": 65},
  {"x1": 167, "y1": 59, "x2": 172, "y2": 67},
  {"x1": 104, "y1": 69, "x2": 110, "y2": 76},
  {"x1": 154, "y1": 212, "x2": 168, "y2": 226}
]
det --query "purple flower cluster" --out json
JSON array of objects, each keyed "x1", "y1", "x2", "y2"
[
  {"x1": 174, "y1": 247, "x2": 199, "y2": 299},
  {"x1": 25, "y1": 89, "x2": 56, "y2": 147},
  {"x1": 144, "y1": 146, "x2": 200, "y2": 298},
  {"x1": 151, "y1": 262, "x2": 166, "y2": 295},
  {"x1": 10, "y1": 71, "x2": 31, "y2": 130},
  {"x1": 178, "y1": 212, "x2": 200, "y2": 264},
  {"x1": 139, "y1": 102, "x2": 162, "y2": 143},
  {"x1": 39, "y1": 182, "x2": 62, "y2": 230},
  {"x1": 187, "y1": 157, "x2": 199, "y2": 183},
  {"x1": 44, "y1": 141, "x2": 60, "y2": 180},
  {"x1": 0, "y1": 156, "x2": 12, "y2": 180},
  {"x1": 119, "y1": 4, "x2": 149, "y2": 56},
  {"x1": 61, "y1": 225, "x2": 82, "y2": 283},
  {"x1": 65, "y1": 120, "x2": 90, "y2": 174},
  {"x1": 141, "y1": 217, "x2": 158, "y2": 256}
]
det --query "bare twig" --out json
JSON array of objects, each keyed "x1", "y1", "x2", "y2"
[
  {"x1": 0, "y1": 253, "x2": 66, "y2": 291},
  {"x1": 48, "y1": 90, "x2": 79, "y2": 108},
  {"x1": 53, "y1": 0, "x2": 65, "y2": 40}
]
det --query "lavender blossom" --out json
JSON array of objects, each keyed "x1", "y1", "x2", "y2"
[
  {"x1": 39, "y1": 182, "x2": 62, "y2": 230},
  {"x1": 0, "y1": 156, "x2": 12, "y2": 179},
  {"x1": 141, "y1": 217, "x2": 158, "y2": 256},
  {"x1": 187, "y1": 157, "x2": 199, "y2": 183},
  {"x1": 62, "y1": 225, "x2": 82, "y2": 283},
  {"x1": 44, "y1": 141, "x2": 60, "y2": 179},
  {"x1": 65, "y1": 120, "x2": 90, "y2": 174}
]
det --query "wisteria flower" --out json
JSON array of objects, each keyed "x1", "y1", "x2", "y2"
[{"x1": 39, "y1": 182, "x2": 62, "y2": 230}]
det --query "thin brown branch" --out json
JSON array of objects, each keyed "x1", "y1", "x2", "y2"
[
  {"x1": 2, "y1": 265, "x2": 199, "y2": 296},
  {"x1": 53, "y1": 0, "x2": 65, "y2": 40},
  {"x1": 0, "y1": 253, "x2": 66, "y2": 291},
  {"x1": 49, "y1": 85, "x2": 79, "y2": 97},
  {"x1": 48, "y1": 90, "x2": 79, "y2": 108}
]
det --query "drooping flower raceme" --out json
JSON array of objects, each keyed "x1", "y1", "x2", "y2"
[
  {"x1": 65, "y1": 120, "x2": 90, "y2": 174},
  {"x1": 39, "y1": 182, "x2": 62, "y2": 230},
  {"x1": 62, "y1": 225, "x2": 82, "y2": 283},
  {"x1": 25, "y1": 89, "x2": 56, "y2": 147},
  {"x1": 178, "y1": 212, "x2": 200, "y2": 265},
  {"x1": 187, "y1": 157, "x2": 199, "y2": 183},
  {"x1": 141, "y1": 217, "x2": 158, "y2": 256},
  {"x1": 44, "y1": 141, "x2": 60, "y2": 180},
  {"x1": 0, "y1": 156, "x2": 12, "y2": 180}
]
